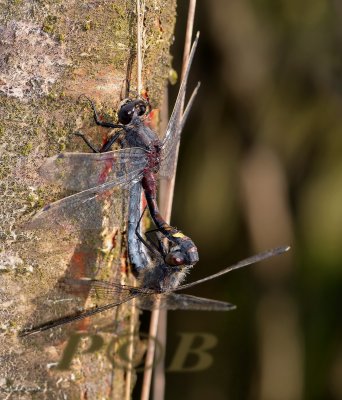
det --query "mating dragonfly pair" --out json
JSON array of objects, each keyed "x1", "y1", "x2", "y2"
[{"x1": 20, "y1": 33, "x2": 289, "y2": 336}]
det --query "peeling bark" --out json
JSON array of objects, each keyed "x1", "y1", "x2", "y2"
[{"x1": 0, "y1": 0, "x2": 176, "y2": 398}]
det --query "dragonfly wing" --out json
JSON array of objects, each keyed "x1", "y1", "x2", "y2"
[
  {"x1": 159, "y1": 33, "x2": 199, "y2": 179},
  {"x1": 25, "y1": 170, "x2": 144, "y2": 230},
  {"x1": 40, "y1": 147, "x2": 148, "y2": 191},
  {"x1": 159, "y1": 83, "x2": 200, "y2": 179},
  {"x1": 63, "y1": 278, "x2": 154, "y2": 298},
  {"x1": 139, "y1": 293, "x2": 235, "y2": 311},
  {"x1": 19, "y1": 279, "x2": 148, "y2": 337},
  {"x1": 19, "y1": 294, "x2": 138, "y2": 337}
]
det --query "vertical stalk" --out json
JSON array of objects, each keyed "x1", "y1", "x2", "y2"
[{"x1": 152, "y1": 1, "x2": 197, "y2": 399}]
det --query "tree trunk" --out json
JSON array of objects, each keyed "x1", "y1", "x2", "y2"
[{"x1": 0, "y1": 1, "x2": 176, "y2": 398}]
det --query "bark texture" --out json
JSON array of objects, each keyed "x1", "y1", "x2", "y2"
[{"x1": 0, "y1": 1, "x2": 176, "y2": 398}]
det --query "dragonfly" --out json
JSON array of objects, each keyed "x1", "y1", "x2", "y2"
[
  {"x1": 18, "y1": 245, "x2": 290, "y2": 337},
  {"x1": 27, "y1": 33, "x2": 201, "y2": 268}
]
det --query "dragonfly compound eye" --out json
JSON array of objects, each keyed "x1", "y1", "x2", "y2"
[
  {"x1": 118, "y1": 102, "x2": 135, "y2": 125},
  {"x1": 118, "y1": 100, "x2": 147, "y2": 124},
  {"x1": 136, "y1": 102, "x2": 147, "y2": 116},
  {"x1": 165, "y1": 251, "x2": 185, "y2": 266}
]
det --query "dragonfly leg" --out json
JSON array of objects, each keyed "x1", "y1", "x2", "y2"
[
  {"x1": 135, "y1": 206, "x2": 163, "y2": 257},
  {"x1": 90, "y1": 100, "x2": 124, "y2": 129},
  {"x1": 145, "y1": 229, "x2": 168, "y2": 258},
  {"x1": 99, "y1": 131, "x2": 122, "y2": 152},
  {"x1": 79, "y1": 94, "x2": 124, "y2": 129},
  {"x1": 74, "y1": 131, "x2": 99, "y2": 153}
]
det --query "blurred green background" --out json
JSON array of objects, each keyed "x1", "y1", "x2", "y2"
[{"x1": 160, "y1": 1, "x2": 342, "y2": 399}]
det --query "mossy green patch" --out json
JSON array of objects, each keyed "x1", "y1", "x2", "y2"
[
  {"x1": 83, "y1": 20, "x2": 93, "y2": 31},
  {"x1": 57, "y1": 33, "x2": 65, "y2": 42},
  {"x1": 20, "y1": 142, "x2": 33, "y2": 156}
]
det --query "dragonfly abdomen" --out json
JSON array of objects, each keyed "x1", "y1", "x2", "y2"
[{"x1": 141, "y1": 171, "x2": 199, "y2": 266}]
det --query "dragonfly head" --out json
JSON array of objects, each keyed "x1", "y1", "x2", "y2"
[
  {"x1": 118, "y1": 99, "x2": 147, "y2": 124},
  {"x1": 164, "y1": 242, "x2": 199, "y2": 268}
]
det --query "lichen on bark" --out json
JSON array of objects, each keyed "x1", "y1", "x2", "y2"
[{"x1": 0, "y1": 0, "x2": 176, "y2": 398}]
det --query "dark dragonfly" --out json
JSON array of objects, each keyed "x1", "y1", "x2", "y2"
[
  {"x1": 18, "y1": 246, "x2": 290, "y2": 336},
  {"x1": 28, "y1": 33, "x2": 201, "y2": 268}
]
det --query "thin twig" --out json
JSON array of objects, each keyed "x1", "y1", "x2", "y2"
[
  {"x1": 159, "y1": 0, "x2": 197, "y2": 221},
  {"x1": 141, "y1": 297, "x2": 161, "y2": 400},
  {"x1": 125, "y1": 296, "x2": 136, "y2": 400},
  {"x1": 153, "y1": 1, "x2": 198, "y2": 400},
  {"x1": 152, "y1": 89, "x2": 169, "y2": 400},
  {"x1": 137, "y1": 0, "x2": 145, "y2": 94}
]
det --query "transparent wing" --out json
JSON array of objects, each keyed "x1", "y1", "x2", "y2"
[
  {"x1": 159, "y1": 32, "x2": 199, "y2": 179},
  {"x1": 173, "y1": 246, "x2": 291, "y2": 292},
  {"x1": 160, "y1": 83, "x2": 200, "y2": 179},
  {"x1": 139, "y1": 293, "x2": 235, "y2": 311},
  {"x1": 64, "y1": 278, "x2": 155, "y2": 297},
  {"x1": 19, "y1": 278, "x2": 152, "y2": 337},
  {"x1": 26, "y1": 170, "x2": 144, "y2": 230},
  {"x1": 40, "y1": 147, "x2": 148, "y2": 191},
  {"x1": 19, "y1": 295, "x2": 138, "y2": 337}
]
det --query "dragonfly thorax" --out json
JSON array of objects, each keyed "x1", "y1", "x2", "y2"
[
  {"x1": 146, "y1": 141, "x2": 162, "y2": 172},
  {"x1": 141, "y1": 263, "x2": 192, "y2": 292}
]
